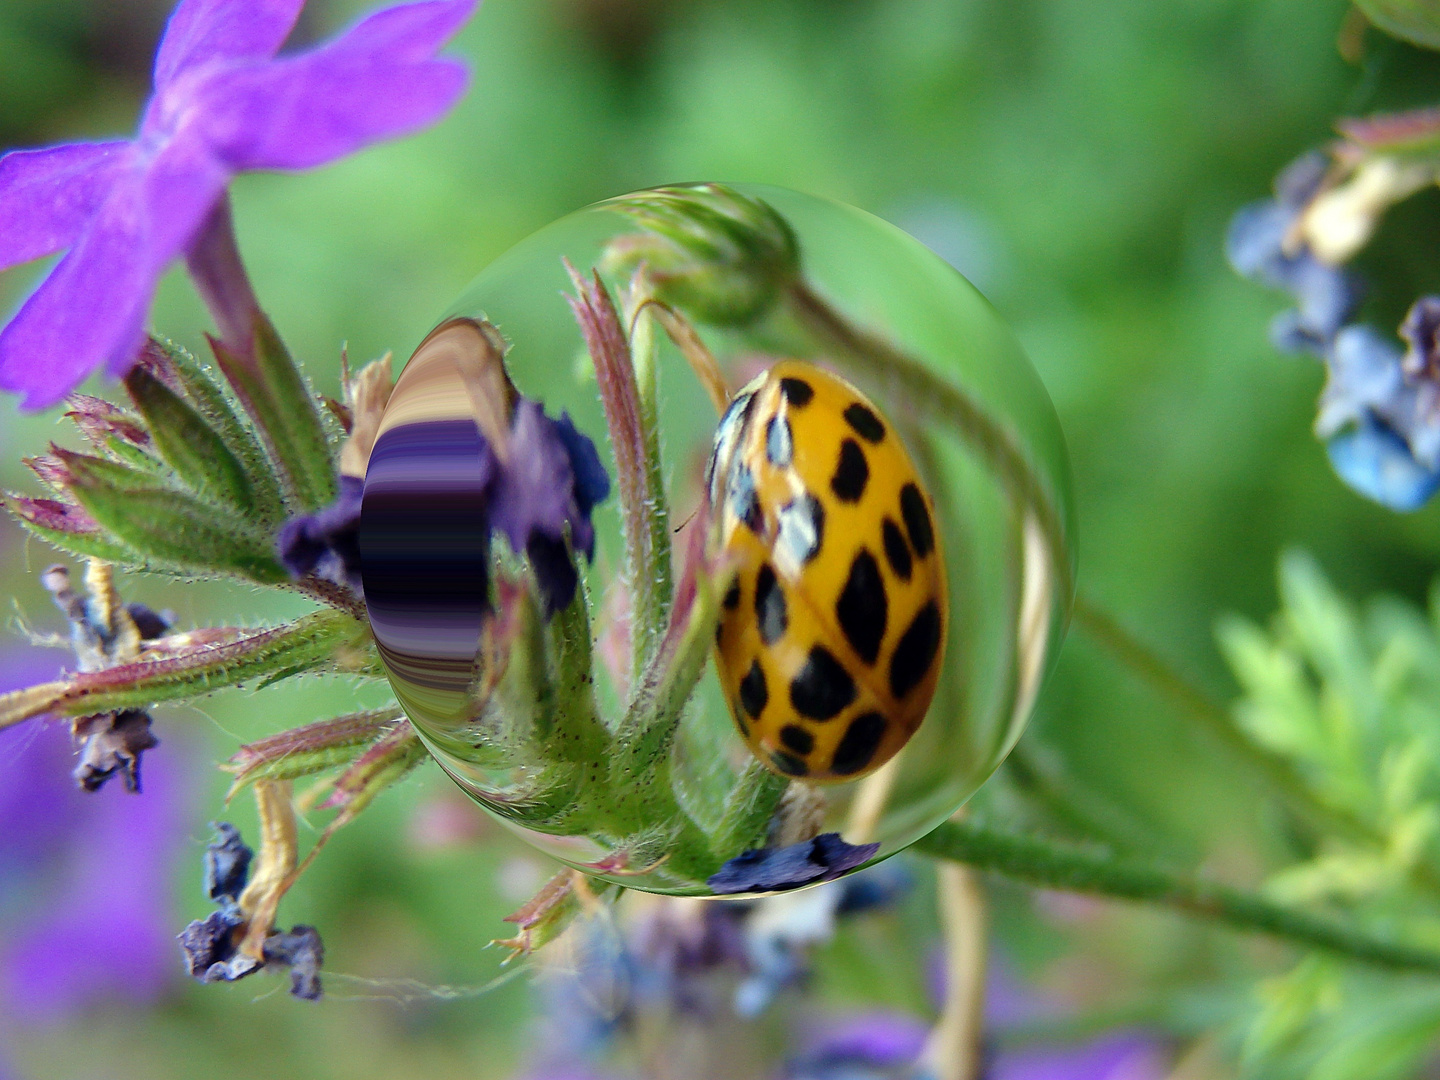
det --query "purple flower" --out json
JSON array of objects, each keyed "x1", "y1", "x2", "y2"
[
  {"x1": 0, "y1": 0, "x2": 475, "y2": 409},
  {"x1": 786, "y1": 1013, "x2": 1168, "y2": 1080},
  {"x1": 278, "y1": 475, "x2": 364, "y2": 592},
  {"x1": 989, "y1": 1032, "x2": 1167, "y2": 1080},
  {"x1": 0, "y1": 650, "x2": 195, "y2": 1024},
  {"x1": 708, "y1": 833, "x2": 880, "y2": 894},
  {"x1": 360, "y1": 326, "x2": 611, "y2": 636}
]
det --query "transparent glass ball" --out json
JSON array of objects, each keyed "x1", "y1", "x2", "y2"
[{"x1": 361, "y1": 184, "x2": 1074, "y2": 896}]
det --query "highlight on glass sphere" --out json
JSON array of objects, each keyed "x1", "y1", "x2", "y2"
[{"x1": 358, "y1": 182, "x2": 1074, "y2": 897}]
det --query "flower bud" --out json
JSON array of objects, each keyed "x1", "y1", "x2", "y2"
[{"x1": 603, "y1": 183, "x2": 800, "y2": 326}]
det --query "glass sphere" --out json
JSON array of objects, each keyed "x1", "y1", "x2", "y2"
[{"x1": 361, "y1": 183, "x2": 1074, "y2": 896}]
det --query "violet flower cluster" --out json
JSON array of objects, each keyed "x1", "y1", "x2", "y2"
[
  {"x1": 0, "y1": 652, "x2": 194, "y2": 1035},
  {"x1": 1227, "y1": 152, "x2": 1440, "y2": 510},
  {"x1": 0, "y1": 0, "x2": 474, "y2": 410}
]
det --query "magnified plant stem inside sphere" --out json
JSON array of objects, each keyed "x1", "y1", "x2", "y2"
[{"x1": 359, "y1": 183, "x2": 1074, "y2": 897}]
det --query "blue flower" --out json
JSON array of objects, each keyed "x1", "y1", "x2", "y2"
[
  {"x1": 1226, "y1": 152, "x2": 1362, "y2": 354},
  {"x1": 1315, "y1": 321, "x2": 1440, "y2": 510},
  {"x1": 708, "y1": 833, "x2": 880, "y2": 895}
]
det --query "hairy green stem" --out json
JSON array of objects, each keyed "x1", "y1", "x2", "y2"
[
  {"x1": 785, "y1": 281, "x2": 1072, "y2": 605},
  {"x1": 1071, "y1": 597, "x2": 1386, "y2": 848},
  {"x1": 917, "y1": 820, "x2": 1440, "y2": 975}
]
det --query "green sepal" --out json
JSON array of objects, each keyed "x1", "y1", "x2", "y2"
[
  {"x1": 124, "y1": 365, "x2": 254, "y2": 512},
  {"x1": 711, "y1": 761, "x2": 790, "y2": 857},
  {"x1": 1, "y1": 493, "x2": 158, "y2": 570},
  {"x1": 100, "y1": 436, "x2": 166, "y2": 474},
  {"x1": 0, "y1": 609, "x2": 365, "y2": 732},
  {"x1": 210, "y1": 317, "x2": 337, "y2": 513},
  {"x1": 55, "y1": 449, "x2": 286, "y2": 584},
  {"x1": 495, "y1": 870, "x2": 617, "y2": 960},
  {"x1": 148, "y1": 338, "x2": 286, "y2": 525},
  {"x1": 321, "y1": 722, "x2": 429, "y2": 822},
  {"x1": 224, "y1": 707, "x2": 405, "y2": 793},
  {"x1": 603, "y1": 183, "x2": 800, "y2": 326}
]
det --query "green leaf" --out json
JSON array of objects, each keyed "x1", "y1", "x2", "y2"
[
  {"x1": 225, "y1": 706, "x2": 405, "y2": 792},
  {"x1": 1356, "y1": 0, "x2": 1440, "y2": 50},
  {"x1": 57, "y1": 449, "x2": 286, "y2": 583},
  {"x1": 147, "y1": 338, "x2": 286, "y2": 525},
  {"x1": 0, "y1": 609, "x2": 365, "y2": 732},
  {"x1": 124, "y1": 365, "x2": 254, "y2": 511},
  {"x1": 211, "y1": 316, "x2": 337, "y2": 513},
  {"x1": 1, "y1": 493, "x2": 158, "y2": 570}
]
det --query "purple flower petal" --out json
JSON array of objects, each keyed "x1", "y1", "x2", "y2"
[
  {"x1": 2, "y1": 0, "x2": 478, "y2": 411},
  {"x1": 1, "y1": 725, "x2": 195, "y2": 1021},
  {"x1": 278, "y1": 474, "x2": 363, "y2": 591},
  {"x1": 708, "y1": 833, "x2": 880, "y2": 894},
  {"x1": 790, "y1": 1012, "x2": 929, "y2": 1075},
  {"x1": 0, "y1": 139, "x2": 229, "y2": 406},
  {"x1": 990, "y1": 1031, "x2": 1168, "y2": 1080},
  {"x1": 0, "y1": 142, "x2": 132, "y2": 271},
  {"x1": 489, "y1": 399, "x2": 581, "y2": 554},
  {"x1": 556, "y1": 411, "x2": 612, "y2": 528},
  {"x1": 196, "y1": 1, "x2": 473, "y2": 173},
  {"x1": 152, "y1": 0, "x2": 305, "y2": 90},
  {"x1": 0, "y1": 183, "x2": 152, "y2": 408},
  {"x1": 322, "y1": 0, "x2": 477, "y2": 60}
]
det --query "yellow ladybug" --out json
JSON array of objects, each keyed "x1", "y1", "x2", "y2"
[{"x1": 707, "y1": 360, "x2": 947, "y2": 783}]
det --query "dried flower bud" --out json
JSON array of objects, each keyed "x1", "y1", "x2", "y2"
[{"x1": 71, "y1": 709, "x2": 159, "y2": 793}]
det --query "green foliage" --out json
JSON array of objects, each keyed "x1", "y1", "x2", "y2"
[
  {"x1": 1218, "y1": 552, "x2": 1440, "y2": 1078},
  {"x1": 1358, "y1": 0, "x2": 1440, "y2": 50}
]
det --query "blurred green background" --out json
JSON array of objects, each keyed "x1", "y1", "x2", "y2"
[{"x1": 2, "y1": 0, "x2": 1437, "y2": 1076}]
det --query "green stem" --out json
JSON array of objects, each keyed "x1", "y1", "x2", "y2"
[
  {"x1": 1004, "y1": 739, "x2": 1171, "y2": 857},
  {"x1": 712, "y1": 763, "x2": 790, "y2": 856},
  {"x1": 1071, "y1": 596, "x2": 1381, "y2": 849},
  {"x1": 916, "y1": 820, "x2": 1440, "y2": 976},
  {"x1": 785, "y1": 281, "x2": 1072, "y2": 605}
]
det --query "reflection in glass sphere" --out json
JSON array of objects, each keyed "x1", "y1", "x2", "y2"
[{"x1": 360, "y1": 183, "x2": 1074, "y2": 897}]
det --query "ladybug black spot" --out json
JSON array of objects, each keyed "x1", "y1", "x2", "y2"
[
  {"x1": 755, "y1": 563, "x2": 788, "y2": 645},
  {"x1": 830, "y1": 438, "x2": 869, "y2": 503},
  {"x1": 740, "y1": 659, "x2": 768, "y2": 719},
  {"x1": 770, "y1": 748, "x2": 809, "y2": 776},
  {"x1": 882, "y1": 518, "x2": 912, "y2": 581},
  {"x1": 843, "y1": 402, "x2": 886, "y2": 443},
  {"x1": 766, "y1": 416, "x2": 793, "y2": 467},
  {"x1": 790, "y1": 645, "x2": 856, "y2": 720},
  {"x1": 780, "y1": 377, "x2": 814, "y2": 407},
  {"x1": 889, "y1": 601, "x2": 941, "y2": 700},
  {"x1": 837, "y1": 549, "x2": 887, "y2": 665},
  {"x1": 780, "y1": 724, "x2": 815, "y2": 755},
  {"x1": 733, "y1": 698, "x2": 750, "y2": 737},
  {"x1": 777, "y1": 493, "x2": 825, "y2": 567},
  {"x1": 723, "y1": 578, "x2": 741, "y2": 609},
  {"x1": 832, "y1": 711, "x2": 887, "y2": 775},
  {"x1": 899, "y1": 483, "x2": 934, "y2": 558}
]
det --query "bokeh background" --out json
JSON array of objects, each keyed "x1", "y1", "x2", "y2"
[{"x1": 2, "y1": 0, "x2": 1438, "y2": 1077}]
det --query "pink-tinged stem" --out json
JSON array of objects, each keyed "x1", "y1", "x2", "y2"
[
  {"x1": 565, "y1": 262, "x2": 673, "y2": 685},
  {"x1": 185, "y1": 194, "x2": 262, "y2": 366}
]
